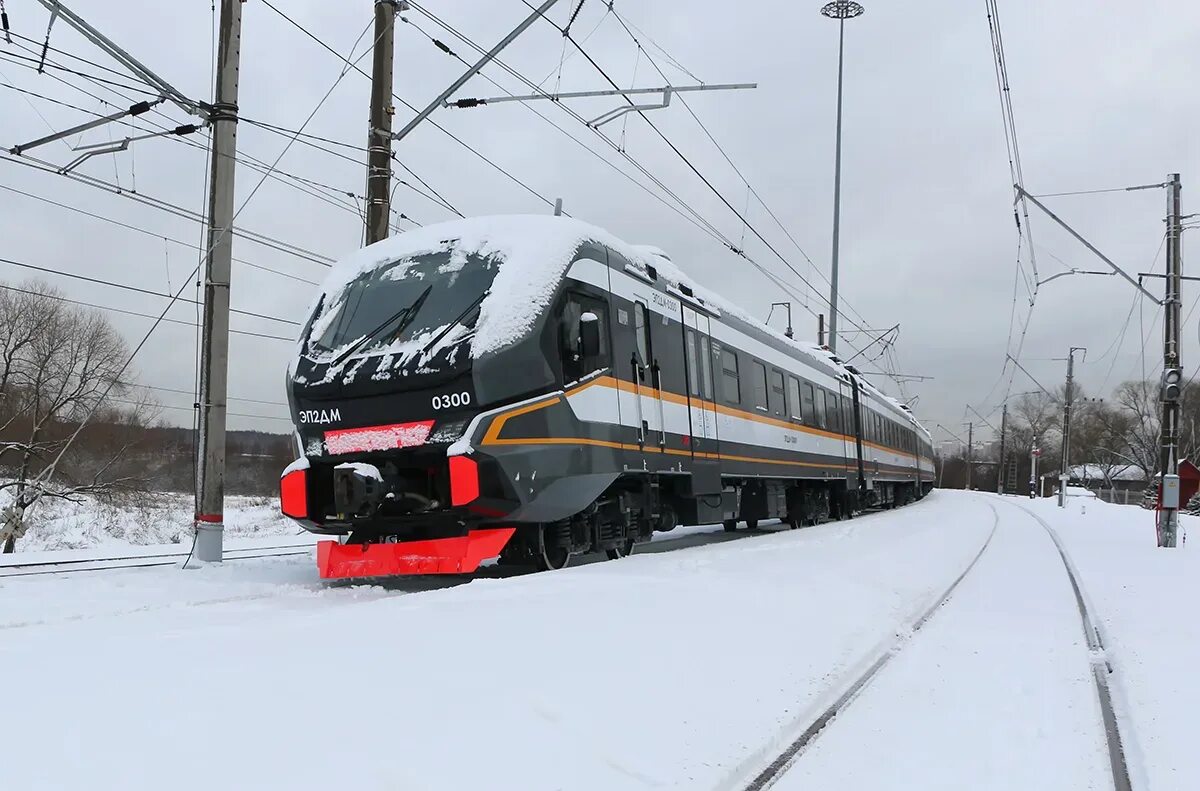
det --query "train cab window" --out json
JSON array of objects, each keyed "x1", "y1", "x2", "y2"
[
  {"x1": 751, "y1": 361, "x2": 768, "y2": 411},
  {"x1": 802, "y1": 382, "x2": 816, "y2": 424},
  {"x1": 699, "y1": 336, "x2": 714, "y2": 400},
  {"x1": 825, "y1": 391, "x2": 841, "y2": 433},
  {"x1": 813, "y1": 386, "x2": 827, "y2": 428},
  {"x1": 787, "y1": 376, "x2": 803, "y2": 421},
  {"x1": 685, "y1": 329, "x2": 700, "y2": 396},
  {"x1": 770, "y1": 370, "x2": 786, "y2": 417},
  {"x1": 560, "y1": 294, "x2": 610, "y2": 383},
  {"x1": 720, "y1": 347, "x2": 740, "y2": 404}
]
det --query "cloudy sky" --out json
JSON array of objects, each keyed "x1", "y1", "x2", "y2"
[{"x1": 1, "y1": 0, "x2": 1198, "y2": 450}]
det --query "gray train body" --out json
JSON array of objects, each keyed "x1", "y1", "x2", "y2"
[{"x1": 281, "y1": 216, "x2": 935, "y2": 573}]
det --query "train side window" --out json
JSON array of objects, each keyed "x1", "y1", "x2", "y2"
[
  {"x1": 721, "y1": 347, "x2": 740, "y2": 404},
  {"x1": 770, "y1": 369, "x2": 786, "y2": 417},
  {"x1": 825, "y1": 391, "x2": 841, "y2": 433},
  {"x1": 813, "y1": 386, "x2": 827, "y2": 428},
  {"x1": 699, "y1": 336, "x2": 714, "y2": 400},
  {"x1": 634, "y1": 301, "x2": 651, "y2": 366},
  {"x1": 842, "y1": 395, "x2": 853, "y2": 435},
  {"x1": 787, "y1": 376, "x2": 803, "y2": 421},
  {"x1": 802, "y1": 382, "x2": 816, "y2": 424},
  {"x1": 751, "y1": 361, "x2": 768, "y2": 411},
  {"x1": 685, "y1": 329, "x2": 700, "y2": 396}
]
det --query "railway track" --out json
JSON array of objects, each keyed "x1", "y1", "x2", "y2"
[
  {"x1": 736, "y1": 497, "x2": 1134, "y2": 791},
  {"x1": 0, "y1": 542, "x2": 314, "y2": 578}
]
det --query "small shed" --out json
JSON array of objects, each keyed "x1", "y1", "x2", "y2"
[
  {"x1": 1154, "y1": 459, "x2": 1200, "y2": 507},
  {"x1": 1178, "y1": 459, "x2": 1200, "y2": 506}
]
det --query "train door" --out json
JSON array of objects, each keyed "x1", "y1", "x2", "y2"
[
  {"x1": 682, "y1": 307, "x2": 720, "y2": 459},
  {"x1": 627, "y1": 299, "x2": 665, "y2": 459}
]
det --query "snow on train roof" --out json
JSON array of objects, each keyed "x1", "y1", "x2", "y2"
[
  {"x1": 316, "y1": 216, "x2": 925, "y2": 433},
  {"x1": 316, "y1": 215, "x2": 634, "y2": 359}
]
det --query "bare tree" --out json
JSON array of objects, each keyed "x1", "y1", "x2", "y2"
[
  {"x1": 1109, "y1": 380, "x2": 1160, "y2": 480},
  {"x1": 0, "y1": 281, "x2": 144, "y2": 552}
]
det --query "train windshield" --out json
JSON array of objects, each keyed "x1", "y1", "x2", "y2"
[{"x1": 307, "y1": 251, "x2": 499, "y2": 358}]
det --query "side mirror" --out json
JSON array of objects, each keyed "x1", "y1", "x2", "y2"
[{"x1": 579, "y1": 311, "x2": 600, "y2": 358}]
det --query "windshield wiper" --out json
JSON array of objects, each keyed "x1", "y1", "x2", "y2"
[
  {"x1": 418, "y1": 290, "x2": 488, "y2": 356},
  {"x1": 331, "y1": 285, "x2": 432, "y2": 365}
]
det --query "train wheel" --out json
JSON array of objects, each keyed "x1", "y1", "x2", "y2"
[
  {"x1": 536, "y1": 527, "x2": 571, "y2": 571},
  {"x1": 605, "y1": 539, "x2": 635, "y2": 560},
  {"x1": 745, "y1": 519, "x2": 759, "y2": 531},
  {"x1": 722, "y1": 519, "x2": 738, "y2": 532}
]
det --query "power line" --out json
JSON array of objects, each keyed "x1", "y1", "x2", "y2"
[
  {"x1": 525, "y1": 5, "x2": 895, "y2": 360},
  {"x1": 607, "y1": 7, "x2": 841, "y2": 314},
  {"x1": 122, "y1": 381, "x2": 287, "y2": 407},
  {"x1": 0, "y1": 182, "x2": 318, "y2": 285},
  {"x1": 258, "y1": 0, "x2": 558, "y2": 212},
  {"x1": 402, "y1": 5, "x2": 739, "y2": 250},
  {"x1": 1, "y1": 61, "x2": 378, "y2": 225},
  {"x1": 107, "y1": 395, "x2": 292, "y2": 423},
  {"x1": 0, "y1": 281, "x2": 294, "y2": 342},
  {"x1": 0, "y1": 255, "x2": 301, "y2": 326},
  {"x1": 1, "y1": 149, "x2": 335, "y2": 266}
]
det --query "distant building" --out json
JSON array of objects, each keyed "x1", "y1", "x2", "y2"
[{"x1": 1067, "y1": 463, "x2": 1146, "y2": 493}]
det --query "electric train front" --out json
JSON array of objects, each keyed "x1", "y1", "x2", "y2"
[{"x1": 278, "y1": 245, "x2": 524, "y2": 579}]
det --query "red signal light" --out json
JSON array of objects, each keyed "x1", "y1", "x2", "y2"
[{"x1": 448, "y1": 455, "x2": 479, "y2": 506}]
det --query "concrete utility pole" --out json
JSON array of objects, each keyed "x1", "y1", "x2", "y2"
[
  {"x1": 390, "y1": 0, "x2": 565, "y2": 144},
  {"x1": 997, "y1": 403, "x2": 1008, "y2": 494},
  {"x1": 820, "y1": 1, "x2": 864, "y2": 354},
  {"x1": 1057, "y1": 347, "x2": 1085, "y2": 507},
  {"x1": 1030, "y1": 443, "x2": 1040, "y2": 498},
  {"x1": 194, "y1": 0, "x2": 243, "y2": 563},
  {"x1": 965, "y1": 421, "x2": 973, "y2": 490},
  {"x1": 365, "y1": 0, "x2": 399, "y2": 245},
  {"x1": 1158, "y1": 173, "x2": 1184, "y2": 547}
]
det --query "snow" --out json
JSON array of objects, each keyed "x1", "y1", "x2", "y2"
[
  {"x1": 334, "y1": 461, "x2": 382, "y2": 481},
  {"x1": 0, "y1": 494, "x2": 989, "y2": 790},
  {"x1": 1069, "y1": 463, "x2": 1147, "y2": 482},
  {"x1": 312, "y1": 215, "x2": 640, "y2": 361},
  {"x1": 773, "y1": 496, "x2": 1110, "y2": 790},
  {"x1": 4, "y1": 492, "x2": 1194, "y2": 789},
  {"x1": 3, "y1": 489, "x2": 296, "y2": 553},
  {"x1": 1024, "y1": 494, "x2": 1200, "y2": 791},
  {"x1": 281, "y1": 456, "x2": 310, "y2": 477},
  {"x1": 1064, "y1": 484, "x2": 1099, "y2": 498}
]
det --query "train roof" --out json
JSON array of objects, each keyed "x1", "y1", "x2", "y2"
[{"x1": 320, "y1": 215, "x2": 928, "y2": 438}]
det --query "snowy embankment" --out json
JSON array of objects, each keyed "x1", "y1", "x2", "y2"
[
  {"x1": 6, "y1": 488, "x2": 297, "y2": 552},
  {"x1": 1, "y1": 493, "x2": 990, "y2": 791}
]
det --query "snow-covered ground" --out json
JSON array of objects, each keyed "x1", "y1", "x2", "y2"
[
  {"x1": 7, "y1": 489, "x2": 297, "y2": 552},
  {"x1": 1, "y1": 491, "x2": 1194, "y2": 790}
]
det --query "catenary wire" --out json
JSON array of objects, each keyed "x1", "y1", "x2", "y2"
[{"x1": 0, "y1": 281, "x2": 294, "y2": 342}]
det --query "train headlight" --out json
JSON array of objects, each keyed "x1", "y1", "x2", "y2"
[
  {"x1": 280, "y1": 467, "x2": 308, "y2": 519},
  {"x1": 448, "y1": 455, "x2": 480, "y2": 507}
]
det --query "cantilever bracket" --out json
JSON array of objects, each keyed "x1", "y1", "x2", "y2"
[{"x1": 589, "y1": 87, "x2": 673, "y2": 128}]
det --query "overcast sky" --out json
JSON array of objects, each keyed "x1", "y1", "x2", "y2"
[{"x1": 2, "y1": 0, "x2": 1198, "y2": 449}]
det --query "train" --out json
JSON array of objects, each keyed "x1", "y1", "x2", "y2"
[{"x1": 279, "y1": 215, "x2": 935, "y2": 579}]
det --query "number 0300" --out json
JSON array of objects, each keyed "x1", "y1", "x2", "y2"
[{"x1": 432, "y1": 392, "x2": 471, "y2": 410}]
